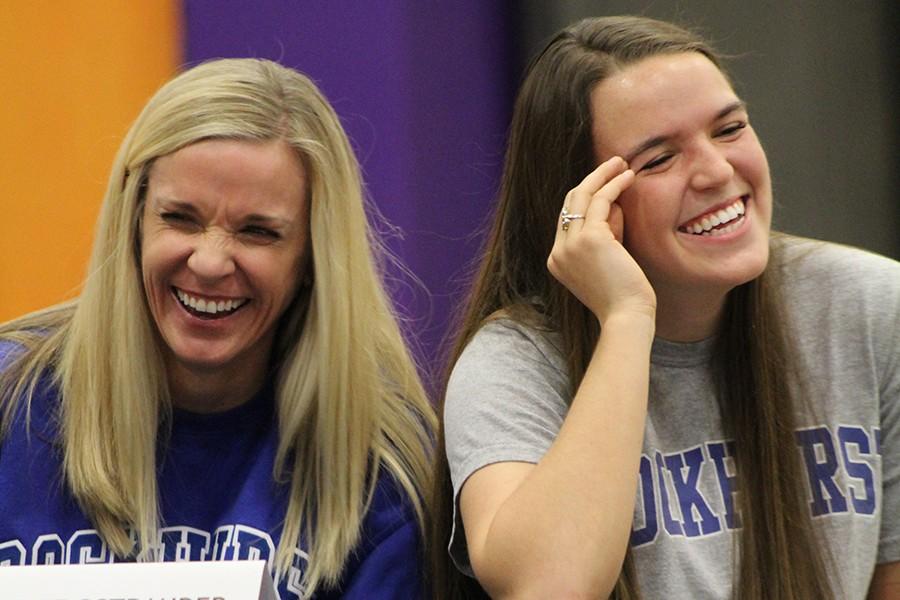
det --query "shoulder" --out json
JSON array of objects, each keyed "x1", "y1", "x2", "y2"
[
  {"x1": 0, "y1": 338, "x2": 61, "y2": 439},
  {"x1": 445, "y1": 317, "x2": 571, "y2": 429},
  {"x1": 775, "y1": 236, "x2": 900, "y2": 294},
  {"x1": 772, "y1": 237, "x2": 900, "y2": 373},
  {"x1": 450, "y1": 318, "x2": 566, "y2": 387},
  {"x1": 773, "y1": 237, "x2": 900, "y2": 316},
  {"x1": 0, "y1": 339, "x2": 25, "y2": 374}
]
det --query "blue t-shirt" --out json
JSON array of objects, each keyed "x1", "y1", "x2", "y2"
[{"x1": 0, "y1": 343, "x2": 423, "y2": 599}]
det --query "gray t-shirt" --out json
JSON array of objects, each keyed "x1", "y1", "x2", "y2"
[{"x1": 444, "y1": 239, "x2": 900, "y2": 598}]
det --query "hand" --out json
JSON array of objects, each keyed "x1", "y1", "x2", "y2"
[{"x1": 547, "y1": 156, "x2": 656, "y2": 324}]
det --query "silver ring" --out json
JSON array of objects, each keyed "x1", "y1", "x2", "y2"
[{"x1": 560, "y1": 206, "x2": 585, "y2": 231}]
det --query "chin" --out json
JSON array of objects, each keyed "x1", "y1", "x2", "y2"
[
  {"x1": 165, "y1": 340, "x2": 237, "y2": 372},
  {"x1": 737, "y1": 252, "x2": 770, "y2": 286},
  {"x1": 716, "y1": 227, "x2": 771, "y2": 287},
  {"x1": 678, "y1": 243, "x2": 771, "y2": 291}
]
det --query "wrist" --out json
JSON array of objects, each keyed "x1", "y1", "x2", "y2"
[{"x1": 599, "y1": 310, "x2": 656, "y2": 339}]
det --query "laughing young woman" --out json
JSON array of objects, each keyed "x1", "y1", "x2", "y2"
[
  {"x1": 0, "y1": 59, "x2": 434, "y2": 599},
  {"x1": 431, "y1": 16, "x2": 899, "y2": 600}
]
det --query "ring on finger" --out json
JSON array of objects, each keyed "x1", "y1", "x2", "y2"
[{"x1": 560, "y1": 206, "x2": 585, "y2": 231}]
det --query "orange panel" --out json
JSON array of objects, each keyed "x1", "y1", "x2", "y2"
[{"x1": 0, "y1": 2, "x2": 181, "y2": 322}]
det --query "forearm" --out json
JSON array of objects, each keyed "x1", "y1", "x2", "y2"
[{"x1": 469, "y1": 313, "x2": 654, "y2": 598}]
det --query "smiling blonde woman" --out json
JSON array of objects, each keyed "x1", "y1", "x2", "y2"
[{"x1": 0, "y1": 58, "x2": 435, "y2": 599}]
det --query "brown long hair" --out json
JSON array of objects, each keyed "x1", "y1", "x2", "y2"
[{"x1": 429, "y1": 16, "x2": 833, "y2": 599}]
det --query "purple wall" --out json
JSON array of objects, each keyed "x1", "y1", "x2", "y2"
[{"x1": 183, "y1": 2, "x2": 513, "y2": 385}]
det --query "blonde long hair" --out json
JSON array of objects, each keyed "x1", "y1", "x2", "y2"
[{"x1": 0, "y1": 58, "x2": 435, "y2": 595}]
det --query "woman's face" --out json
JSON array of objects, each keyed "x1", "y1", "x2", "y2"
[
  {"x1": 141, "y1": 138, "x2": 309, "y2": 383},
  {"x1": 591, "y1": 52, "x2": 772, "y2": 313}
]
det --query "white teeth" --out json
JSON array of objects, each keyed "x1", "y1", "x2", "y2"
[
  {"x1": 705, "y1": 219, "x2": 742, "y2": 237},
  {"x1": 681, "y1": 198, "x2": 746, "y2": 235},
  {"x1": 175, "y1": 289, "x2": 246, "y2": 316}
]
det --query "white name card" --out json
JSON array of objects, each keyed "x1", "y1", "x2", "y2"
[{"x1": 0, "y1": 559, "x2": 277, "y2": 600}]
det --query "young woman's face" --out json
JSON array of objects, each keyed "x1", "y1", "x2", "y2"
[
  {"x1": 591, "y1": 52, "x2": 772, "y2": 309},
  {"x1": 141, "y1": 138, "x2": 309, "y2": 383}
]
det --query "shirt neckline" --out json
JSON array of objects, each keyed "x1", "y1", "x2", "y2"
[
  {"x1": 651, "y1": 335, "x2": 715, "y2": 368},
  {"x1": 170, "y1": 380, "x2": 276, "y2": 435}
]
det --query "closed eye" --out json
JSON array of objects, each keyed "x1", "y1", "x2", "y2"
[
  {"x1": 716, "y1": 121, "x2": 747, "y2": 138},
  {"x1": 160, "y1": 211, "x2": 197, "y2": 228},
  {"x1": 241, "y1": 226, "x2": 281, "y2": 240},
  {"x1": 639, "y1": 153, "x2": 673, "y2": 172}
]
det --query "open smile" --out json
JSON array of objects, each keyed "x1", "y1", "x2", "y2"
[
  {"x1": 173, "y1": 287, "x2": 249, "y2": 319},
  {"x1": 678, "y1": 196, "x2": 748, "y2": 237}
]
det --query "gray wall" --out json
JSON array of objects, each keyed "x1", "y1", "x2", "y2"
[{"x1": 518, "y1": 1, "x2": 899, "y2": 259}]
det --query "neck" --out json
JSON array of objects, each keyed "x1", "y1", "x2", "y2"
[
  {"x1": 166, "y1": 358, "x2": 269, "y2": 413},
  {"x1": 653, "y1": 284, "x2": 729, "y2": 342}
]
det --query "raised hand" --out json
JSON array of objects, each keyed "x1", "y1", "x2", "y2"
[{"x1": 547, "y1": 156, "x2": 656, "y2": 324}]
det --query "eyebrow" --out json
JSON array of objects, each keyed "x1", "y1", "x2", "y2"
[
  {"x1": 154, "y1": 198, "x2": 198, "y2": 215},
  {"x1": 243, "y1": 213, "x2": 292, "y2": 229},
  {"x1": 155, "y1": 198, "x2": 293, "y2": 228},
  {"x1": 623, "y1": 100, "x2": 748, "y2": 164}
]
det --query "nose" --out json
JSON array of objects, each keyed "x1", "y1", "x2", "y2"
[
  {"x1": 688, "y1": 141, "x2": 734, "y2": 191},
  {"x1": 186, "y1": 233, "x2": 236, "y2": 281}
]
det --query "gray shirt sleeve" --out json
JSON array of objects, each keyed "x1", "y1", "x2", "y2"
[
  {"x1": 878, "y1": 306, "x2": 900, "y2": 564},
  {"x1": 868, "y1": 255, "x2": 900, "y2": 564},
  {"x1": 443, "y1": 318, "x2": 570, "y2": 573},
  {"x1": 780, "y1": 239, "x2": 900, "y2": 566}
]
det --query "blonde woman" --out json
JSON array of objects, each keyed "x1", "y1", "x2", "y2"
[{"x1": 0, "y1": 58, "x2": 435, "y2": 599}]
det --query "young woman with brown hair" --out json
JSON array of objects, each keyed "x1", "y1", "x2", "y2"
[{"x1": 431, "y1": 15, "x2": 899, "y2": 599}]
